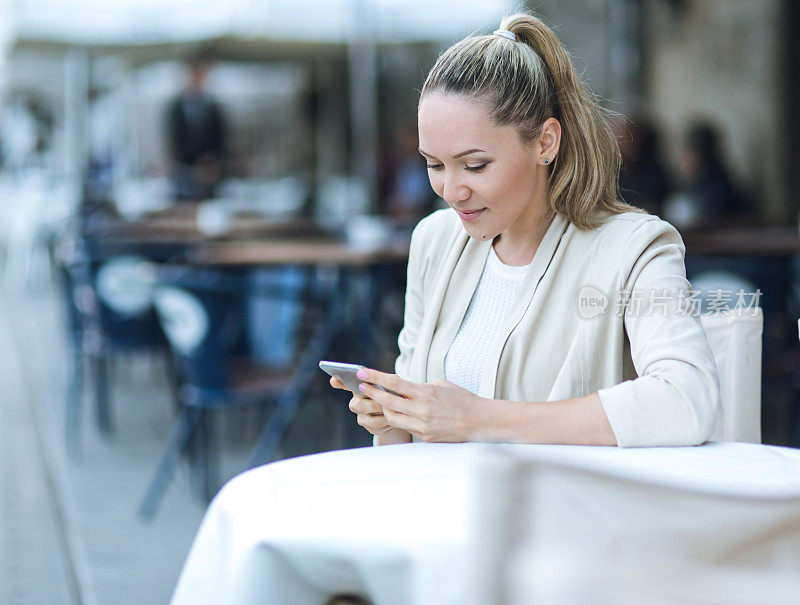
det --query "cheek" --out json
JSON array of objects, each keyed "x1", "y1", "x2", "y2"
[
  {"x1": 428, "y1": 173, "x2": 443, "y2": 197},
  {"x1": 493, "y1": 166, "x2": 536, "y2": 208}
]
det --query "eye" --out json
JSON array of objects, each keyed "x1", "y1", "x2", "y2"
[
  {"x1": 465, "y1": 163, "x2": 489, "y2": 172},
  {"x1": 426, "y1": 164, "x2": 444, "y2": 171}
]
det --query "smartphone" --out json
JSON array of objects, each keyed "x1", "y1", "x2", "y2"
[{"x1": 318, "y1": 361, "x2": 401, "y2": 399}]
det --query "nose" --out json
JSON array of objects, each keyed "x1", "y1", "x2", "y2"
[{"x1": 441, "y1": 171, "x2": 471, "y2": 205}]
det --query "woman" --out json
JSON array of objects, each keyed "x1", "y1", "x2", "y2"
[{"x1": 331, "y1": 13, "x2": 720, "y2": 448}]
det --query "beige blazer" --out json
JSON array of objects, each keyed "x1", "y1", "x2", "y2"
[{"x1": 395, "y1": 208, "x2": 721, "y2": 447}]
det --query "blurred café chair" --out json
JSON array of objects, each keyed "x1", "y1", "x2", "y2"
[
  {"x1": 687, "y1": 271, "x2": 762, "y2": 442},
  {"x1": 246, "y1": 267, "x2": 306, "y2": 369},
  {"x1": 690, "y1": 271, "x2": 757, "y2": 315},
  {"x1": 57, "y1": 232, "x2": 167, "y2": 460},
  {"x1": 700, "y1": 308, "x2": 763, "y2": 443},
  {"x1": 139, "y1": 265, "x2": 343, "y2": 519}
]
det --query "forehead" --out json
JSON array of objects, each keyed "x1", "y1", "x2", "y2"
[{"x1": 418, "y1": 92, "x2": 518, "y2": 154}]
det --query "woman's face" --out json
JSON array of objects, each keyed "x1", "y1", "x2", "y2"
[{"x1": 417, "y1": 92, "x2": 547, "y2": 241}]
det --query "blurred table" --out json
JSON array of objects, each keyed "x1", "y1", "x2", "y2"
[
  {"x1": 170, "y1": 441, "x2": 800, "y2": 605},
  {"x1": 175, "y1": 232, "x2": 410, "y2": 467},
  {"x1": 681, "y1": 225, "x2": 800, "y2": 256},
  {"x1": 679, "y1": 224, "x2": 800, "y2": 446},
  {"x1": 187, "y1": 239, "x2": 409, "y2": 267},
  {"x1": 86, "y1": 204, "x2": 331, "y2": 245}
]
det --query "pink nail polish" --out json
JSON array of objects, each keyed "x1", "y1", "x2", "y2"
[
  {"x1": 359, "y1": 383, "x2": 366, "y2": 392},
  {"x1": 357, "y1": 369, "x2": 367, "y2": 379}
]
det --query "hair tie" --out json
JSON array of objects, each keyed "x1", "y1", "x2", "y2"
[{"x1": 493, "y1": 29, "x2": 517, "y2": 41}]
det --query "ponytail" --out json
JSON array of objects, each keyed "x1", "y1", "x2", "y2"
[{"x1": 421, "y1": 13, "x2": 641, "y2": 229}]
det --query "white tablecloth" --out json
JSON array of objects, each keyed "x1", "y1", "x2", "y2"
[{"x1": 170, "y1": 442, "x2": 800, "y2": 605}]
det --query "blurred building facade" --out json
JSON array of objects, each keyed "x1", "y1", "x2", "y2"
[
  {"x1": 642, "y1": 0, "x2": 786, "y2": 221},
  {"x1": 0, "y1": 0, "x2": 796, "y2": 220},
  {"x1": 527, "y1": 0, "x2": 792, "y2": 222},
  {"x1": 0, "y1": 0, "x2": 513, "y2": 217}
]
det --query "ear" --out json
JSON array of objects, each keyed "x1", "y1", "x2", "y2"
[{"x1": 537, "y1": 117, "x2": 562, "y2": 165}]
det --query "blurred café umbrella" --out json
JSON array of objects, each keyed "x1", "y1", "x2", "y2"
[
  {"x1": 3, "y1": 0, "x2": 515, "y2": 208},
  {"x1": 8, "y1": 0, "x2": 515, "y2": 46}
]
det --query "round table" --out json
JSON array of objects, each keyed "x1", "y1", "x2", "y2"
[{"x1": 170, "y1": 441, "x2": 800, "y2": 605}]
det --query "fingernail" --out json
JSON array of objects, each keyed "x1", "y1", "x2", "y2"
[
  {"x1": 359, "y1": 383, "x2": 366, "y2": 392},
  {"x1": 357, "y1": 369, "x2": 367, "y2": 379}
]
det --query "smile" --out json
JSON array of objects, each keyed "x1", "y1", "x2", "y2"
[{"x1": 455, "y1": 208, "x2": 486, "y2": 222}]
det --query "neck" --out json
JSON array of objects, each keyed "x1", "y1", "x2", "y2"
[{"x1": 493, "y1": 203, "x2": 554, "y2": 266}]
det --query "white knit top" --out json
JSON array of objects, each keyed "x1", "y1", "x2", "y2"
[{"x1": 444, "y1": 245, "x2": 532, "y2": 394}]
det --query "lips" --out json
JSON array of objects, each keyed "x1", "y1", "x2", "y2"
[{"x1": 455, "y1": 208, "x2": 486, "y2": 222}]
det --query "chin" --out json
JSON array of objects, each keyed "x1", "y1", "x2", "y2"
[{"x1": 462, "y1": 222, "x2": 499, "y2": 242}]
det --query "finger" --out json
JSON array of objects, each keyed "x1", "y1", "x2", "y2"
[
  {"x1": 356, "y1": 368, "x2": 417, "y2": 399},
  {"x1": 332, "y1": 376, "x2": 371, "y2": 401},
  {"x1": 358, "y1": 382, "x2": 417, "y2": 414},
  {"x1": 349, "y1": 396, "x2": 383, "y2": 416},
  {"x1": 357, "y1": 413, "x2": 390, "y2": 434},
  {"x1": 360, "y1": 382, "x2": 422, "y2": 416},
  {"x1": 383, "y1": 406, "x2": 423, "y2": 434}
]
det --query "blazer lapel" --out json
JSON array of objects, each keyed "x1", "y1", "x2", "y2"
[
  {"x1": 407, "y1": 225, "x2": 474, "y2": 382},
  {"x1": 425, "y1": 235, "x2": 493, "y2": 381},
  {"x1": 477, "y1": 213, "x2": 570, "y2": 398}
]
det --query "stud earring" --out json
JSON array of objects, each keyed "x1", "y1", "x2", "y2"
[{"x1": 543, "y1": 158, "x2": 550, "y2": 165}]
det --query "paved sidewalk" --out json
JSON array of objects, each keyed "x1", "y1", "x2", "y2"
[
  {"x1": 0, "y1": 282, "x2": 206, "y2": 605},
  {"x1": 0, "y1": 277, "x2": 367, "y2": 604},
  {"x1": 0, "y1": 299, "x2": 76, "y2": 604}
]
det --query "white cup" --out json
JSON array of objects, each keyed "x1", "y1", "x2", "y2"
[
  {"x1": 197, "y1": 201, "x2": 233, "y2": 236},
  {"x1": 345, "y1": 215, "x2": 390, "y2": 251}
]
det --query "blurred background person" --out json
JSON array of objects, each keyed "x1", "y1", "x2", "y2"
[
  {"x1": 166, "y1": 54, "x2": 228, "y2": 200},
  {"x1": 664, "y1": 121, "x2": 748, "y2": 227},
  {"x1": 0, "y1": 95, "x2": 50, "y2": 174},
  {"x1": 379, "y1": 121, "x2": 436, "y2": 223},
  {"x1": 683, "y1": 122, "x2": 747, "y2": 217},
  {"x1": 617, "y1": 115, "x2": 673, "y2": 217}
]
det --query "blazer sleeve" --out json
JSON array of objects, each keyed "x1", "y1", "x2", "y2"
[
  {"x1": 597, "y1": 218, "x2": 721, "y2": 447},
  {"x1": 394, "y1": 219, "x2": 429, "y2": 381}
]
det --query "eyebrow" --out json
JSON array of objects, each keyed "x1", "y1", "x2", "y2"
[{"x1": 418, "y1": 148, "x2": 486, "y2": 159}]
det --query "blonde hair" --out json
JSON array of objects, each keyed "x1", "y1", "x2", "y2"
[{"x1": 420, "y1": 13, "x2": 642, "y2": 229}]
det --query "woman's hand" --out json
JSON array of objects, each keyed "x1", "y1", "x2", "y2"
[
  {"x1": 354, "y1": 368, "x2": 488, "y2": 443},
  {"x1": 329, "y1": 377, "x2": 411, "y2": 443}
]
